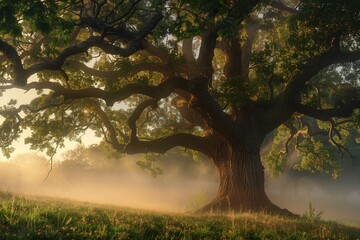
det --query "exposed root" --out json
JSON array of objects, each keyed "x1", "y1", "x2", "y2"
[
  {"x1": 265, "y1": 202, "x2": 299, "y2": 218},
  {"x1": 195, "y1": 198, "x2": 299, "y2": 219}
]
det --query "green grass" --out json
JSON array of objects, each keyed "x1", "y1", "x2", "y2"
[{"x1": 0, "y1": 191, "x2": 359, "y2": 239}]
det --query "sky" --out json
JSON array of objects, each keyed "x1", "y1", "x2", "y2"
[
  {"x1": 0, "y1": 79, "x2": 100, "y2": 161},
  {"x1": 1, "y1": 88, "x2": 38, "y2": 159}
]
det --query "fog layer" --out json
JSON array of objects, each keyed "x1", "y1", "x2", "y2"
[{"x1": 0, "y1": 150, "x2": 359, "y2": 226}]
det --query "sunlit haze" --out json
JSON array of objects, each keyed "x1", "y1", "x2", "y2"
[{"x1": 1, "y1": 149, "x2": 359, "y2": 227}]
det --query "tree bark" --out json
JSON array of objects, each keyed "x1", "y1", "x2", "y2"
[{"x1": 198, "y1": 135, "x2": 296, "y2": 217}]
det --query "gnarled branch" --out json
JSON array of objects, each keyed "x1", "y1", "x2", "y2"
[
  {"x1": 197, "y1": 28, "x2": 219, "y2": 79},
  {"x1": 93, "y1": 103, "x2": 125, "y2": 151},
  {"x1": 125, "y1": 97, "x2": 213, "y2": 156},
  {"x1": 295, "y1": 101, "x2": 360, "y2": 121},
  {"x1": 285, "y1": 49, "x2": 360, "y2": 98},
  {"x1": 242, "y1": 20, "x2": 260, "y2": 80},
  {"x1": 128, "y1": 99, "x2": 158, "y2": 142},
  {"x1": 71, "y1": 60, "x2": 191, "y2": 79},
  {"x1": 125, "y1": 133, "x2": 214, "y2": 156},
  {"x1": 171, "y1": 96, "x2": 207, "y2": 128},
  {"x1": 143, "y1": 42, "x2": 171, "y2": 63},
  {"x1": 1, "y1": 76, "x2": 189, "y2": 107},
  {"x1": 224, "y1": 37, "x2": 242, "y2": 79},
  {"x1": 0, "y1": 13, "x2": 163, "y2": 86},
  {"x1": 262, "y1": 49, "x2": 360, "y2": 132},
  {"x1": 0, "y1": 39, "x2": 26, "y2": 86}
]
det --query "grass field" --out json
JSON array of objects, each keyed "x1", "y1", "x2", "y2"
[{"x1": 0, "y1": 191, "x2": 359, "y2": 239}]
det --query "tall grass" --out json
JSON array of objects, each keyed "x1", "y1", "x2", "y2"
[{"x1": 0, "y1": 191, "x2": 359, "y2": 239}]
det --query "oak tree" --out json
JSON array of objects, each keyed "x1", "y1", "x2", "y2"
[{"x1": 1, "y1": 0, "x2": 360, "y2": 215}]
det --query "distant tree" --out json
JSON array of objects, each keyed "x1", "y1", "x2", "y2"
[
  {"x1": 58, "y1": 144, "x2": 116, "y2": 170},
  {"x1": 1, "y1": 0, "x2": 360, "y2": 216}
]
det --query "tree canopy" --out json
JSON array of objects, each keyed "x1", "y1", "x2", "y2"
[{"x1": 0, "y1": 0, "x2": 360, "y2": 214}]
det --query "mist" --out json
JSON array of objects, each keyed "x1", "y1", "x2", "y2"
[
  {"x1": 266, "y1": 161, "x2": 360, "y2": 226},
  {"x1": 0, "y1": 148, "x2": 359, "y2": 226},
  {"x1": 0, "y1": 150, "x2": 218, "y2": 213}
]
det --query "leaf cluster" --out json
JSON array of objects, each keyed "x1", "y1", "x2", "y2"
[
  {"x1": 0, "y1": 100, "x2": 22, "y2": 158},
  {"x1": 213, "y1": 76, "x2": 257, "y2": 107},
  {"x1": 288, "y1": 0, "x2": 360, "y2": 54},
  {"x1": 0, "y1": 0, "x2": 76, "y2": 40},
  {"x1": 22, "y1": 97, "x2": 96, "y2": 156},
  {"x1": 136, "y1": 153, "x2": 164, "y2": 177}
]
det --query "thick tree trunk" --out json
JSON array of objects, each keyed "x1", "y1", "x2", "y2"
[{"x1": 198, "y1": 138, "x2": 296, "y2": 217}]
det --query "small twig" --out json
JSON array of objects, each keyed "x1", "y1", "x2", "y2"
[
  {"x1": 328, "y1": 119, "x2": 354, "y2": 160},
  {"x1": 105, "y1": 0, "x2": 126, "y2": 21},
  {"x1": 44, "y1": 141, "x2": 61, "y2": 181},
  {"x1": 107, "y1": 0, "x2": 141, "y2": 25},
  {"x1": 60, "y1": 69, "x2": 71, "y2": 89}
]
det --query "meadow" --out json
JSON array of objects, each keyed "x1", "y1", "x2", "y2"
[{"x1": 0, "y1": 191, "x2": 359, "y2": 240}]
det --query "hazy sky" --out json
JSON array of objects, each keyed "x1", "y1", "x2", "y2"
[{"x1": 0, "y1": 86, "x2": 100, "y2": 160}]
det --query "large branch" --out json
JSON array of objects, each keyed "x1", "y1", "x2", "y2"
[
  {"x1": 27, "y1": 36, "x2": 145, "y2": 75},
  {"x1": 1, "y1": 36, "x2": 134, "y2": 85},
  {"x1": 128, "y1": 99, "x2": 158, "y2": 142},
  {"x1": 295, "y1": 101, "x2": 360, "y2": 121},
  {"x1": 2, "y1": 77, "x2": 189, "y2": 106},
  {"x1": 197, "y1": 28, "x2": 219, "y2": 79},
  {"x1": 142, "y1": 42, "x2": 171, "y2": 63},
  {"x1": 142, "y1": 42, "x2": 196, "y2": 77},
  {"x1": 190, "y1": 78, "x2": 246, "y2": 143},
  {"x1": 261, "y1": 49, "x2": 360, "y2": 132},
  {"x1": 171, "y1": 96, "x2": 207, "y2": 128},
  {"x1": 125, "y1": 96, "x2": 213, "y2": 156},
  {"x1": 224, "y1": 0, "x2": 260, "y2": 80},
  {"x1": 224, "y1": 37, "x2": 243, "y2": 79},
  {"x1": 72, "y1": 59, "x2": 194, "y2": 79},
  {"x1": 285, "y1": 49, "x2": 360, "y2": 97},
  {"x1": 242, "y1": 20, "x2": 260, "y2": 80},
  {"x1": 125, "y1": 133, "x2": 214, "y2": 156},
  {"x1": 93, "y1": 103, "x2": 125, "y2": 150},
  {"x1": 71, "y1": 61, "x2": 122, "y2": 79},
  {"x1": 0, "y1": 13, "x2": 163, "y2": 86},
  {"x1": 71, "y1": 61, "x2": 173, "y2": 78},
  {"x1": 0, "y1": 39, "x2": 26, "y2": 85},
  {"x1": 196, "y1": 0, "x2": 260, "y2": 81}
]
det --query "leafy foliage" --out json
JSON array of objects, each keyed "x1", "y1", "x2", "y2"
[
  {"x1": 0, "y1": 0, "x2": 360, "y2": 211},
  {"x1": 136, "y1": 153, "x2": 164, "y2": 177}
]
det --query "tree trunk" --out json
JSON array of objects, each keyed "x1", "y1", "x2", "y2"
[{"x1": 198, "y1": 137, "x2": 296, "y2": 217}]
